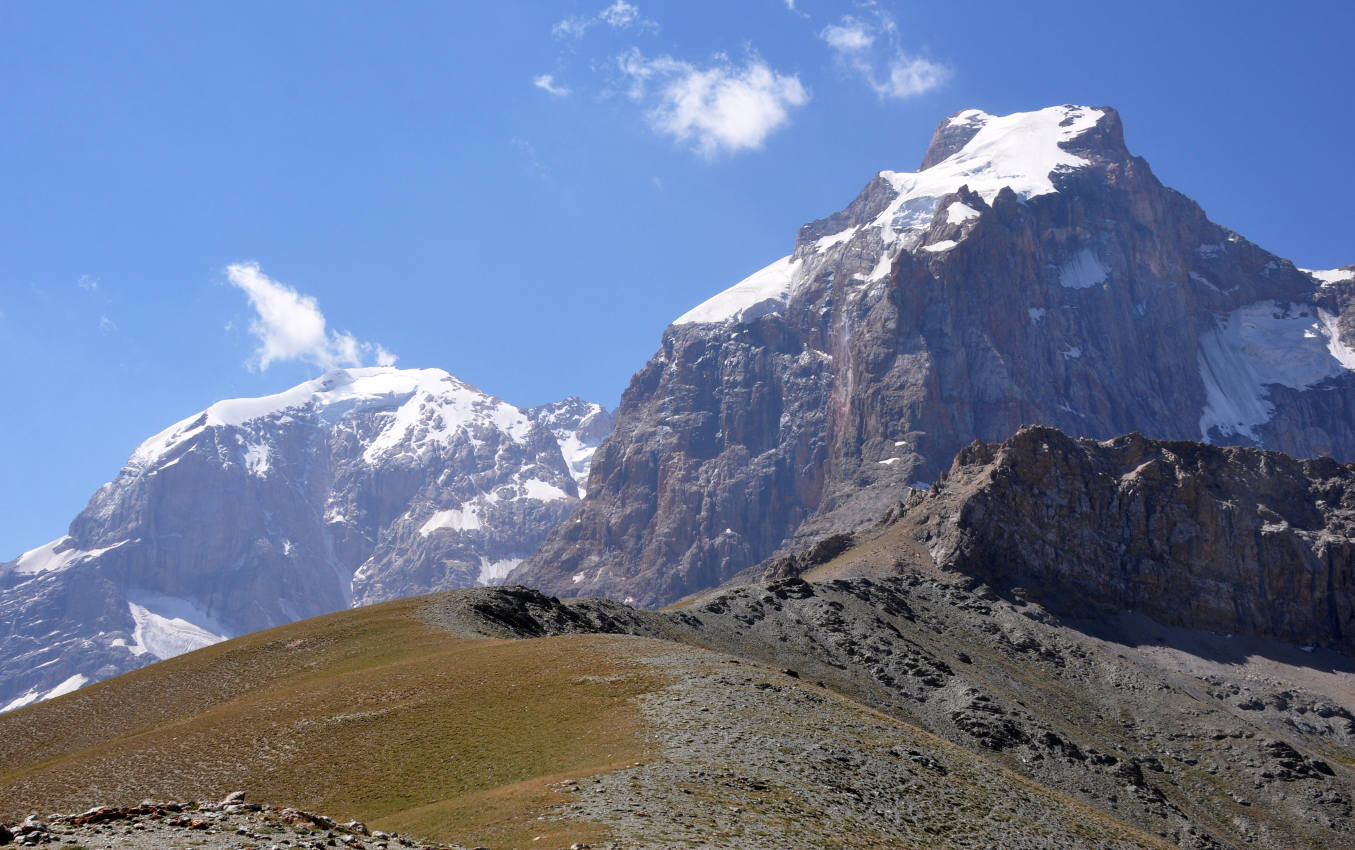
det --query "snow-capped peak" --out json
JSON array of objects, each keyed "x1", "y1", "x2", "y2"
[
  {"x1": 130, "y1": 367, "x2": 532, "y2": 468},
  {"x1": 894, "y1": 105, "x2": 1106, "y2": 205},
  {"x1": 673, "y1": 105, "x2": 1110, "y2": 326}
]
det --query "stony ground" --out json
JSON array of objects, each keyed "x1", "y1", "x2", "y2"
[
  {"x1": 441, "y1": 580, "x2": 1355, "y2": 849},
  {"x1": 545, "y1": 643, "x2": 1170, "y2": 850},
  {"x1": 0, "y1": 796, "x2": 468, "y2": 850}
]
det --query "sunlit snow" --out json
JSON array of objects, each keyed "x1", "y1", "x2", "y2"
[
  {"x1": 418, "y1": 505, "x2": 482, "y2": 536},
  {"x1": 1198, "y1": 301, "x2": 1354, "y2": 441},
  {"x1": 673, "y1": 255, "x2": 800, "y2": 326},
  {"x1": 127, "y1": 594, "x2": 229, "y2": 660},
  {"x1": 1, "y1": 674, "x2": 90, "y2": 713},
  {"x1": 1304, "y1": 267, "x2": 1355, "y2": 287},
  {"x1": 10, "y1": 537, "x2": 130, "y2": 576}
]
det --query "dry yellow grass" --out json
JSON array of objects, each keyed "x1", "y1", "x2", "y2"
[{"x1": 0, "y1": 595, "x2": 661, "y2": 849}]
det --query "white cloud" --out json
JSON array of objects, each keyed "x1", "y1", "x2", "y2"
[
  {"x1": 533, "y1": 73, "x2": 570, "y2": 96},
  {"x1": 98, "y1": 315, "x2": 116, "y2": 333},
  {"x1": 877, "y1": 56, "x2": 948, "y2": 99},
  {"x1": 599, "y1": 1, "x2": 640, "y2": 27},
  {"x1": 77, "y1": 274, "x2": 99, "y2": 293},
  {"x1": 554, "y1": 1, "x2": 657, "y2": 39},
  {"x1": 821, "y1": 18, "x2": 875, "y2": 52},
  {"x1": 819, "y1": 9, "x2": 948, "y2": 100},
  {"x1": 619, "y1": 50, "x2": 809, "y2": 158},
  {"x1": 225, "y1": 262, "x2": 396, "y2": 372}
]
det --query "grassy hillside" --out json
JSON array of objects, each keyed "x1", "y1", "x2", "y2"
[{"x1": 0, "y1": 595, "x2": 658, "y2": 848}]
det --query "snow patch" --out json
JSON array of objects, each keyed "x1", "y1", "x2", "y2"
[
  {"x1": 572, "y1": 572, "x2": 586, "y2": 584},
  {"x1": 127, "y1": 594, "x2": 229, "y2": 660},
  {"x1": 1062, "y1": 346, "x2": 1083, "y2": 360},
  {"x1": 520, "y1": 479, "x2": 572, "y2": 502},
  {"x1": 814, "y1": 227, "x2": 859, "y2": 252},
  {"x1": 673, "y1": 255, "x2": 800, "y2": 326},
  {"x1": 1, "y1": 688, "x2": 42, "y2": 713},
  {"x1": 10, "y1": 537, "x2": 130, "y2": 576},
  {"x1": 878, "y1": 457, "x2": 899, "y2": 465},
  {"x1": 1198, "y1": 301, "x2": 1354, "y2": 441},
  {"x1": 946, "y1": 202, "x2": 980, "y2": 225},
  {"x1": 1028, "y1": 307, "x2": 1047, "y2": 324},
  {"x1": 44, "y1": 673, "x2": 88, "y2": 699},
  {"x1": 1319, "y1": 309, "x2": 1355, "y2": 370},
  {"x1": 241, "y1": 442, "x2": 270, "y2": 477},
  {"x1": 864, "y1": 251, "x2": 895, "y2": 283},
  {"x1": 1059, "y1": 249, "x2": 1108, "y2": 289},
  {"x1": 1305, "y1": 267, "x2": 1355, "y2": 287},
  {"x1": 2, "y1": 674, "x2": 91, "y2": 713},
  {"x1": 477, "y1": 558, "x2": 522, "y2": 587},
  {"x1": 419, "y1": 506, "x2": 482, "y2": 535},
  {"x1": 922, "y1": 240, "x2": 958, "y2": 253}
]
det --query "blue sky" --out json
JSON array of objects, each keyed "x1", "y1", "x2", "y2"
[{"x1": 2, "y1": 0, "x2": 1352, "y2": 558}]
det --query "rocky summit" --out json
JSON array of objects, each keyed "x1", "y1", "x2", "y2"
[
  {"x1": 0, "y1": 367, "x2": 611, "y2": 712},
  {"x1": 513, "y1": 104, "x2": 1355, "y2": 608}
]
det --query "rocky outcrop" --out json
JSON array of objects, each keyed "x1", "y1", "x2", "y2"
[
  {"x1": 788, "y1": 426, "x2": 1355, "y2": 652},
  {"x1": 0, "y1": 368, "x2": 610, "y2": 711},
  {"x1": 514, "y1": 105, "x2": 1355, "y2": 607}
]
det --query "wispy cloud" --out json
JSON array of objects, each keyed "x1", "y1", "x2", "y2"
[
  {"x1": 820, "y1": 7, "x2": 948, "y2": 99},
  {"x1": 554, "y1": 1, "x2": 657, "y2": 40},
  {"x1": 532, "y1": 73, "x2": 570, "y2": 96},
  {"x1": 98, "y1": 315, "x2": 116, "y2": 333},
  {"x1": 619, "y1": 50, "x2": 809, "y2": 159},
  {"x1": 225, "y1": 262, "x2": 396, "y2": 372},
  {"x1": 511, "y1": 137, "x2": 549, "y2": 180},
  {"x1": 77, "y1": 274, "x2": 99, "y2": 293},
  {"x1": 599, "y1": 0, "x2": 642, "y2": 27}
]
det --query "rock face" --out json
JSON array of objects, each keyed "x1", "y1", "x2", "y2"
[
  {"x1": 0, "y1": 367, "x2": 611, "y2": 711},
  {"x1": 772, "y1": 426, "x2": 1355, "y2": 653},
  {"x1": 514, "y1": 104, "x2": 1355, "y2": 607}
]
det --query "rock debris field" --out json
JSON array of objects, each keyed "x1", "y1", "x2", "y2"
[{"x1": 0, "y1": 794, "x2": 477, "y2": 850}]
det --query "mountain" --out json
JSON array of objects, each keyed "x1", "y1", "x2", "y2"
[
  {"x1": 512, "y1": 104, "x2": 1355, "y2": 607},
  {"x1": 5, "y1": 579, "x2": 1353, "y2": 849},
  {"x1": 0, "y1": 367, "x2": 612, "y2": 712}
]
